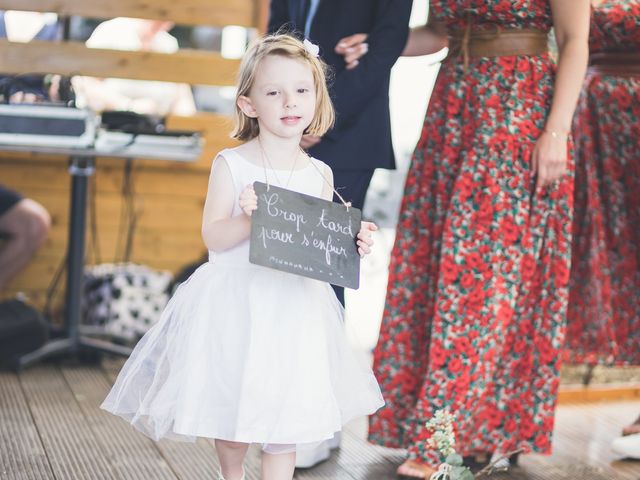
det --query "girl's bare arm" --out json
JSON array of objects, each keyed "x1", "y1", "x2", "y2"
[{"x1": 201, "y1": 156, "x2": 253, "y2": 252}]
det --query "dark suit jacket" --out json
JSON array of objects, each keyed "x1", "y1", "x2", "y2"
[{"x1": 269, "y1": 0, "x2": 412, "y2": 172}]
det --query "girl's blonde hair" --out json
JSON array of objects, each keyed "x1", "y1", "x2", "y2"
[{"x1": 232, "y1": 33, "x2": 335, "y2": 141}]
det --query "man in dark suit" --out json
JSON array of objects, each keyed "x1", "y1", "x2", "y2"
[
  {"x1": 269, "y1": 0, "x2": 413, "y2": 307},
  {"x1": 268, "y1": 0, "x2": 413, "y2": 468}
]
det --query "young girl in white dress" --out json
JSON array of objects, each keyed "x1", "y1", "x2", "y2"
[{"x1": 101, "y1": 33, "x2": 384, "y2": 480}]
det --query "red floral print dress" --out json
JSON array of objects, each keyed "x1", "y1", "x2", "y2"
[
  {"x1": 368, "y1": 0, "x2": 574, "y2": 467},
  {"x1": 565, "y1": 0, "x2": 640, "y2": 366}
]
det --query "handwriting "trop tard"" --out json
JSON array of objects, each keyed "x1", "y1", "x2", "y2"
[
  {"x1": 263, "y1": 193, "x2": 307, "y2": 232},
  {"x1": 317, "y1": 209, "x2": 354, "y2": 237}
]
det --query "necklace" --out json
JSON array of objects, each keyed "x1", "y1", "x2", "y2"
[
  {"x1": 258, "y1": 137, "x2": 300, "y2": 189},
  {"x1": 257, "y1": 136, "x2": 352, "y2": 209}
]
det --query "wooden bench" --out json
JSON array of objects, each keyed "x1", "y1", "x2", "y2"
[{"x1": 0, "y1": 0, "x2": 267, "y2": 311}]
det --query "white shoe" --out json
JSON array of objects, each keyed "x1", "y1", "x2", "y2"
[
  {"x1": 612, "y1": 433, "x2": 640, "y2": 459},
  {"x1": 295, "y1": 432, "x2": 342, "y2": 468},
  {"x1": 327, "y1": 431, "x2": 341, "y2": 450},
  {"x1": 216, "y1": 468, "x2": 245, "y2": 480}
]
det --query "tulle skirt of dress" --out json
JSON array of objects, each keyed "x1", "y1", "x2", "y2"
[{"x1": 101, "y1": 260, "x2": 384, "y2": 445}]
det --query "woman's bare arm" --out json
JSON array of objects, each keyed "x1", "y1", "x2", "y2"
[
  {"x1": 533, "y1": 0, "x2": 590, "y2": 188},
  {"x1": 402, "y1": 22, "x2": 448, "y2": 57},
  {"x1": 546, "y1": 0, "x2": 591, "y2": 134}
]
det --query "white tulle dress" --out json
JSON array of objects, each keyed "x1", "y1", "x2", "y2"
[{"x1": 101, "y1": 148, "x2": 384, "y2": 447}]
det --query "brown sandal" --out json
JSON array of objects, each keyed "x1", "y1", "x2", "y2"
[{"x1": 397, "y1": 460, "x2": 437, "y2": 479}]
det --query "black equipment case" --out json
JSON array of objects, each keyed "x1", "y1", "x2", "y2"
[{"x1": 0, "y1": 299, "x2": 48, "y2": 366}]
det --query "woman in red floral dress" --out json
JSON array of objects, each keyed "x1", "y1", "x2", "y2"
[
  {"x1": 566, "y1": 0, "x2": 640, "y2": 439},
  {"x1": 566, "y1": 0, "x2": 640, "y2": 366},
  {"x1": 366, "y1": 1, "x2": 590, "y2": 477}
]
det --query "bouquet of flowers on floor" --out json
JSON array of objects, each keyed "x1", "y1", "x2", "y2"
[
  {"x1": 426, "y1": 409, "x2": 474, "y2": 480},
  {"x1": 426, "y1": 410, "x2": 521, "y2": 479}
]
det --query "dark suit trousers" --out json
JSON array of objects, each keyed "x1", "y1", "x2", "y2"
[{"x1": 330, "y1": 169, "x2": 375, "y2": 306}]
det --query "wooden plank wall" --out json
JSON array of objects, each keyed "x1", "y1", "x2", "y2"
[
  {"x1": 0, "y1": 40, "x2": 242, "y2": 86},
  {"x1": 0, "y1": 0, "x2": 261, "y2": 27},
  {"x1": 0, "y1": 1, "x2": 264, "y2": 313}
]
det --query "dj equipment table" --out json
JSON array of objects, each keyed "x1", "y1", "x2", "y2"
[{"x1": 0, "y1": 121, "x2": 202, "y2": 370}]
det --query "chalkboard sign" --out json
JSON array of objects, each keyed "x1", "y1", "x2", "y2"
[{"x1": 249, "y1": 181, "x2": 362, "y2": 289}]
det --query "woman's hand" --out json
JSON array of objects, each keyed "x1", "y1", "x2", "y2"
[
  {"x1": 335, "y1": 33, "x2": 369, "y2": 69},
  {"x1": 532, "y1": 131, "x2": 568, "y2": 190},
  {"x1": 239, "y1": 184, "x2": 258, "y2": 217},
  {"x1": 357, "y1": 221, "x2": 378, "y2": 258}
]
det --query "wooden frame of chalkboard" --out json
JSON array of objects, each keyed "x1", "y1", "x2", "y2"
[{"x1": 249, "y1": 181, "x2": 362, "y2": 289}]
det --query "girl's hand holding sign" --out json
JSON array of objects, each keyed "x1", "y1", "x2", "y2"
[
  {"x1": 357, "y1": 221, "x2": 377, "y2": 258},
  {"x1": 239, "y1": 184, "x2": 258, "y2": 217}
]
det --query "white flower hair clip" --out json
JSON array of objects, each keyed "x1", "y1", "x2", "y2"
[{"x1": 303, "y1": 38, "x2": 320, "y2": 57}]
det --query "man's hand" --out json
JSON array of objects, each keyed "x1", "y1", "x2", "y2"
[{"x1": 335, "y1": 33, "x2": 369, "y2": 70}]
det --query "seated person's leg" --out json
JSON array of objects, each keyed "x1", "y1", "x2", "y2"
[{"x1": 0, "y1": 187, "x2": 51, "y2": 289}]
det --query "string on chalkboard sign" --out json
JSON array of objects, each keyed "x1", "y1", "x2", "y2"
[{"x1": 257, "y1": 136, "x2": 352, "y2": 211}]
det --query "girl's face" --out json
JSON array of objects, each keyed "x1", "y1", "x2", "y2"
[{"x1": 239, "y1": 55, "x2": 317, "y2": 140}]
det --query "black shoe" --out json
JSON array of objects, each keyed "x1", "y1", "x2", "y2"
[{"x1": 462, "y1": 454, "x2": 490, "y2": 473}]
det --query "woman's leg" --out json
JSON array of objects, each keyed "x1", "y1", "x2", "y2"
[
  {"x1": 262, "y1": 444, "x2": 296, "y2": 480},
  {"x1": 214, "y1": 440, "x2": 249, "y2": 480}
]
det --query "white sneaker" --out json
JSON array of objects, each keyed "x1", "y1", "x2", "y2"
[
  {"x1": 612, "y1": 433, "x2": 640, "y2": 459},
  {"x1": 295, "y1": 432, "x2": 342, "y2": 468}
]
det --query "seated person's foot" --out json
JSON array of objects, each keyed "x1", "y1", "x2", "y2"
[
  {"x1": 396, "y1": 460, "x2": 436, "y2": 479},
  {"x1": 622, "y1": 416, "x2": 640, "y2": 436}
]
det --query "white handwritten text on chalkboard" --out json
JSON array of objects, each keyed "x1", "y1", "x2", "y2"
[{"x1": 249, "y1": 182, "x2": 361, "y2": 289}]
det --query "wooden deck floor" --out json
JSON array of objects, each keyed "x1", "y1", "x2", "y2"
[{"x1": 1, "y1": 362, "x2": 639, "y2": 480}]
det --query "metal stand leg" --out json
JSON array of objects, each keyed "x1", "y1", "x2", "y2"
[{"x1": 16, "y1": 156, "x2": 132, "y2": 371}]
